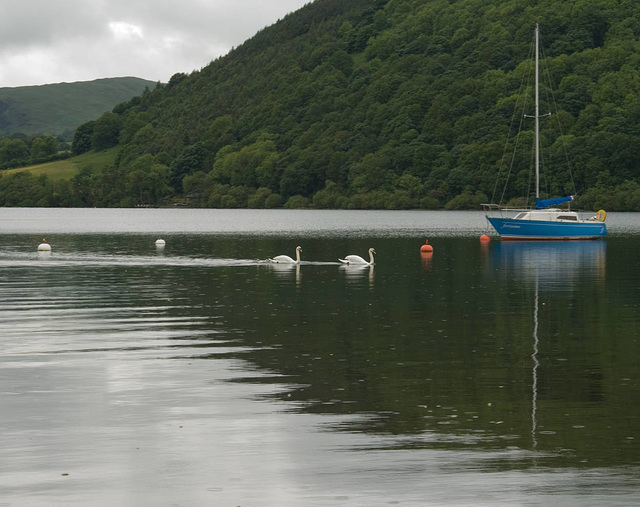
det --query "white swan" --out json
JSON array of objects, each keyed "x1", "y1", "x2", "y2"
[
  {"x1": 339, "y1": 247, "x2": 375, "y2": 265},
  {"x1": 268, "y1": 246, "x2": 302, "y2": 264}
]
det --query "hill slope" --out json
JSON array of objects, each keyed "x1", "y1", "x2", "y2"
[
  {"x1": 0, "y1": 77, "x2": 157, "y2": 138},
  {"x1": 4, "y1": 0, "x2": 640, "y2": 210}
]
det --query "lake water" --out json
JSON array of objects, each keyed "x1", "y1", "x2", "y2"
[{"x1": 1, "y1": 208, "x2": 639, "y2": 506}]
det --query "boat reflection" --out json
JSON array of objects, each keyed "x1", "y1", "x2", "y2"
[
  {"x1": 488, "y1": 240, "x2": 606, "y2": 287},
  {"x1": 488, "y1": 240, "x2": 606, "y2": 450}
]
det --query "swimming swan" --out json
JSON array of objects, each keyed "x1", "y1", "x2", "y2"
[
  {"x1": 339, "y1": 248, "x2": 375, "y2": 265},
  {"x1": 268, "y1": 246, "x2": 302, "y2": 264}
]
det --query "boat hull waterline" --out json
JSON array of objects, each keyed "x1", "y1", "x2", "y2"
[{"x1": 487, "y1": 216, "x2": 606, "y2": 240}]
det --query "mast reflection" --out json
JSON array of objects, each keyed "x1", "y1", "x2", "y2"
[{"x1": 488, "y1": 241, "x2": 607, "y2": 449}]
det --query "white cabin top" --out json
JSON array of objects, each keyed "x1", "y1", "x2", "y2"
[{"x1": 514, "y1": 209, "x2": 581, "y2": 222}]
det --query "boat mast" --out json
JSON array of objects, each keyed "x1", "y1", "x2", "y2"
[{"x1": 535, "y1": 23, "x2": 540, "y2": 201}]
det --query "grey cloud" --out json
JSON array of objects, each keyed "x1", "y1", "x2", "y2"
[{"x1": 1, "y1": 0, "x2": 308, "y2": 87}]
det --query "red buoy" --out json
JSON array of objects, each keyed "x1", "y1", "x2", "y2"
[
  {"x1": 480, "y1": 234, "x2": 490, "y2": 243},
  {"x1": 420, "y1": 240, "x2": 434, "y2": 253}
]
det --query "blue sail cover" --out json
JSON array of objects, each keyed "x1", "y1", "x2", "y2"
[{"x1": 535, "y1": 196, "x2": 573, "y2": 209}]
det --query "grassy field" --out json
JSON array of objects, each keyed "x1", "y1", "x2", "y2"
[{"x1": 5, "y1": 148, "x2": 119, "y2": 181}]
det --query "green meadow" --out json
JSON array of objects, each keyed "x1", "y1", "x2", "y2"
[{"x1": 4, "y1": 148, "x2": 118, "y2": 181}]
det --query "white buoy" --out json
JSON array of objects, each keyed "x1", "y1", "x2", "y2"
[
  {"x1": 37, "y1": 238, "x2": 51, "y2": 252},
  {"x1": 155, "y1": 239, "x2": 166, "y2": 248}
]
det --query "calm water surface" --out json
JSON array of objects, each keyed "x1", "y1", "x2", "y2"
[{"x1": 1, "y1": 208, "x2": 639, "y2": 506}]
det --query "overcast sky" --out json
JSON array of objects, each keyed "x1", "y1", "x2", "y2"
[{"x1": 1, "y1": 0, "x2": 310, "y2": 88}]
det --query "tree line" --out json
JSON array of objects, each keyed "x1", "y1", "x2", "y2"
[{"x1": 0, "y1": 135, "x2": 70, "y2": 169}]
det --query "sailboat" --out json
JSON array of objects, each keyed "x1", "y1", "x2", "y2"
[{"x1": 483, "y1": 25, "x2": 607, "y2": 240}]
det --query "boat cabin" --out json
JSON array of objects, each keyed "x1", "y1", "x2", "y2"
[{"x1": 513, "y1": 209, "x2": 581, "y2": 222}]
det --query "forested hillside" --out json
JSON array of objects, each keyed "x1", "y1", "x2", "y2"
[
  {"x1": 3, "y1": 0, "x2": 640, "y2": 210},
  {"x1": 0, "y1": 77, "x2": 156, "y2": 139}
]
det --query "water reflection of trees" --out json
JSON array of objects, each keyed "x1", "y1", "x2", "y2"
[{"x1": 184, "y1": 237, "x2": 639, "y2": 468}]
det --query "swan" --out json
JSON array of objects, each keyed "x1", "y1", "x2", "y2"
[
  {"x1": 268, "y1": 246, "x2": 302, "y2": 264},
  {"x1": 339, "y1": 247, "x2": 375, "y2": 265}
]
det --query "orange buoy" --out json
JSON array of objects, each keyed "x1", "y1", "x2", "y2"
[
  {"x1": 480, "y1": 234, "x2": 491, "y2": 243},
  {"x1": 420, "y1": 240, "x2": 434, "y2": 253}
]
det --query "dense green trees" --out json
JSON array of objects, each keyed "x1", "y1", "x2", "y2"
[
  {"x1": 0, "y1": 171, "x2": 79, "y2": 207},
  {"x1": 0, "y1": 139, "x2": 29, "y2": 167},
  {"x1": 0, "y1": 135, "x2": 67, "y2": 169},
  {"x1": 3, "y1": 0, "x2": 640, "y2": 209},
  {"x1": 71, "y1": 112, "x2": 123, "y2": 154}
]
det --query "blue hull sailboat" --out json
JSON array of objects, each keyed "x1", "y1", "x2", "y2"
[
  {"x1": 483, "y1": 25, "x2": 607, "y2": 241},
  {"x1": 485, "y1": 210, "x2": 606, "y2": 240}
]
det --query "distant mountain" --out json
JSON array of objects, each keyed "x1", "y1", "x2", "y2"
[{"x1": 0, "y1": 77, "x2": 157, "y2": 139}]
